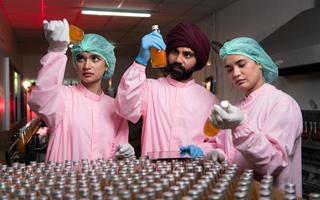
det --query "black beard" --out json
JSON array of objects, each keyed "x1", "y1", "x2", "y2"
[{"x1": 166, "y1": 62, "x2": 194, "y2": 81}]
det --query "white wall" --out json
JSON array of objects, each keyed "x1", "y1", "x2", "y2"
[
  {"x1": 199, "y1": 0, "x2": 316, "y2": 110},
  {"x1": 22, "y1": 53, "x2": 77, "y2": 80},
  {"x1": 274, "y1": 73, "x2": 320, "y2": 110},
  {"x1": 194, "y1": 15, "x2": 216, "y2": 87}
]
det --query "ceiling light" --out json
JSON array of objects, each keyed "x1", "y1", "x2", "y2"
[{"x1": 81, "y1": 8, "x2": 151, "y2": 18}]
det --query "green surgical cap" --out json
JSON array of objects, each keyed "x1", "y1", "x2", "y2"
[
  {"x1": 219, "y1": 37, "x2": 278, "y2": 83},
  {"x1": 71, "y1": 33, "x2": 116, "y2": 79}
]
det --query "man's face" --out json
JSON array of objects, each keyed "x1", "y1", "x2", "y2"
[{"x1": 166, "y1": 47, "x2": 197, "y2": 81}]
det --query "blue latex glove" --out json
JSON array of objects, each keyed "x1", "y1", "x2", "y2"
[
  {"x1": 135, "y1": 31, "x2": 166, "y2": 66},
  {"x1": 180, "y1": 145, "x2": 204, "y2": 158}
]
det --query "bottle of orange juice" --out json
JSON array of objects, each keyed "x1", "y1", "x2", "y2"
[
  {"x1": 69, "y1": 24, "x2": 84, "y2": 44},
  {"x1": 204, "y1": 100, "x2": 230, "y2": 137},
  {"x1": 150, "y1": 25, "x2": 167, "y2": 68}
]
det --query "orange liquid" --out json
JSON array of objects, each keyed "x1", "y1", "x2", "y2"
[
  {"x1": 203, "y1": 118, "x2": 220, "y2": 137},
  {"x1": 150, "y1": 47, "x2": 167, "y2": 68},
  {"x1": 17, "y1": 136, "x2": 25, "y2": 153},
  {"x1": 69, "y1": 24, "x2": 84, "y2": 44}
]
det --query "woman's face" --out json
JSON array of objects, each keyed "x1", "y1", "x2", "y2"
[
  {"x1": 75, "y1": 52, "x2": 107, "y2": 84},
  {"x1": 223, "y1": 54, "x2": 265, "y2": 95}
]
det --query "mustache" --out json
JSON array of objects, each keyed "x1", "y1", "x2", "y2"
[
  {"x1": 166, "y1": 62, "x2": 194, "y2": 81},
  {"x1": 169, "y1": 62, "x2": 185, "y2": 71}
]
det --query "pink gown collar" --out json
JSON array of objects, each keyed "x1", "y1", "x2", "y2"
[
  {"x1": 245, "y1": 84, "x2": 272, "y2": 100},
  {"x1": 76, "y1": 83, "x2": 103, "y2": 101},
  {"x1": 166, "y1": 76, "x2": 195, "y2": 87}
]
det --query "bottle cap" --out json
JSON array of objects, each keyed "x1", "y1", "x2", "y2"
[{"x1": 220, "y1": 100, "x2": 230, "y2": 109}]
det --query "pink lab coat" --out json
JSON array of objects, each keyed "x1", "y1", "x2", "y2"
[
  {"x1": 212, "y1": 84, "x2": 302, "y2": 196},
  {"x1": 28, "y1": 52, "x2": 129, "y2": 162},
  {"x1": 115, "y1": 62, "x2": 219, "y2": 156}
]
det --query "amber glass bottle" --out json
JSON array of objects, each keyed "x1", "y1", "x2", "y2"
[
  {"x1": 150, "y1": 25, "x2": 167, "y2": 68},
  {"x1": 69, "y1": 24, "x2": 84, "y2": 44},
  {"x1": 203, "y1": 100, "x2": 230, "y2": 137}
]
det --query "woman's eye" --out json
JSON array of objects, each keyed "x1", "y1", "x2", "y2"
[
  {"x1": 92, "y1": 56, "x2": 101, "y2": 62},
  {"x1": 76, "y1": 56, "x2": 84, "y2": 62},
  {"x1": 238, "y1": 62, "x2": 246, "y2": 68},
  {"x1": 226, "y1": 67, "x2": 233, "y2": 73}
]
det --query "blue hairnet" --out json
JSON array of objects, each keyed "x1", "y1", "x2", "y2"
[
  {"x1": 71, "y1": 33, "x2": 116, "y2": 79},
  {"x1": 219, "y1": 37, "x2": 278, "y2": 83}
]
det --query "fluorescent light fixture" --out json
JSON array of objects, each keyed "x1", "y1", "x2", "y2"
[{"x1": 81, "y1": 8, "x2": 151, "y2": 18}]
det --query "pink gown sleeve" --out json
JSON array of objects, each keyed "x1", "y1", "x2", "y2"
[
  {"x1": 28, "y1": 52, "x2": 67, "y2": 129},
  {"x1": 115, "y1": 62, "x2": 148, "y2": 123},
  {"x1": 232, "y1": 100, "x2": 302, "y2": 176},
  {"x1": 111, "y1": 117, "x2": 130, "y2": 154}
]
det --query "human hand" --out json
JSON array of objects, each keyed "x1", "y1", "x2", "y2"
[
  {"x1": 115, "y1": 144, "x2": 135, "y2": 159},
  {"x1": 135, "y1": 31, "x2": 166, "y2": 66},
  {"x1": 206, "y1": 149, "x2": 225, "y2": 163},
  {"x1": 180, "y1": 144, "x2": 204, "y2": 158},
  {"x1": 43, "y1": 18, "x2": 70, "y2": 53},
  {"x1": 211, "y1": 103, "x2": 245, "y2": 129}
]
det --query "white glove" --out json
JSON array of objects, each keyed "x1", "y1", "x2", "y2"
[
  {"x1": 43, "y1": 18, "x2": 70, "y2": 53},
  {"x1": 115, "y1": 144, "x2": 135, "y2": 159},
  {"x1": 211, "y1": 103, "x2": 245, "y2": 129},
  {"x1": 206, "y1": 149, "x2": 225, "y2": 163}
]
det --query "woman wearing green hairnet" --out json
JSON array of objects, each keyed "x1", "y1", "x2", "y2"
[
  {"x1": 207, "y1": 37, "x2": 302, "y2": 196},
  {"x1": 28, "y1": 19, "x2": 135, "y2": 162}
]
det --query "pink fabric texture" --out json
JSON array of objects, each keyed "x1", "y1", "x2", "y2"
[
  {"x1": 115, "y1": 62, "x2": 219, "y2": 156},
  {"x1": 211, "y1": 84, "x2": 302, "y2": 196},
  {"x1": 28, "y1": 52, "x2": 129, "y2": 162}
]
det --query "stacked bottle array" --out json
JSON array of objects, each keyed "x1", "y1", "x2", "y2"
[{"x1": 0, "y1": 158, "x2": 318, "y2": 200}]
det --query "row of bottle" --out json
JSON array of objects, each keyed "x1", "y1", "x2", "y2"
[
  {"x1": 1, "y1": 157, "x2": 318, "y2": 200},
  {"x1": 302, "y1": 120, "x2": 320, "y2": 140}
]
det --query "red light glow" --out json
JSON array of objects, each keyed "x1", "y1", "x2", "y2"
[{"x1": 40, "y1": 0, "x2": 44, "y2": 22}]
